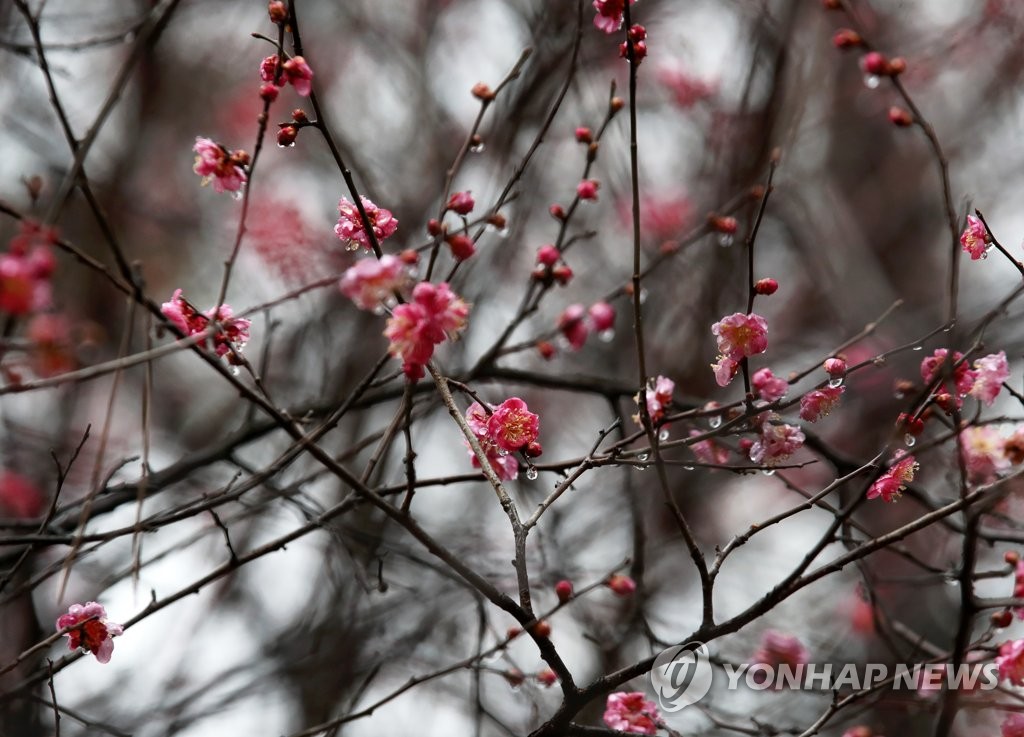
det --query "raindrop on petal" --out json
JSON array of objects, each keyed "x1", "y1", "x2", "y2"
[{"x1": 828, "y1": 377, "x2": 844, "y2": 389}]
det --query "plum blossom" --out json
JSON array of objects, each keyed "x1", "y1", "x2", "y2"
[
  {"x1": 607, "y1": 574, "x2": 637, "y2": 596},
  {"x1": 160, "y1": 290, "x2": 251, "y2": 363},
  {"x1": 1, "y1": 220, "x2": 56, "y2": 316},
  {"x1": 711, "y1": 312, "x2": 768, "y2": 387},
  {"x1": 712, "y1": 355, "x2": 740, "y2": 387},
  {"x1": 690, "y1": 430, "x2": 730, "y2": 465},
  {"x1": 799, "y1": 385, "x2": 845, "y2": 422},
  {"x1": 960, "y1": 214, "x2": 989, "y2": 260},
  {"x1": 56, "y1": 602, "x2": 123, "y2": 664},
  {"x1": 970, "y1": 351, "x2": 1009, "y2": 405},
  {"x1": 0, "y1": 469, "x2": 44, "y2": 518},
  {"x1": 634, "y1": 375, "x2": 674, "y2": 426},
  {"x1": 259, "y1": 54, "x2": 314, "y2": 96},
  {"x1": 921, "y1": 348, "x2": 977, "y2": 409},
  {"x1": 998, "y1": 639, "x2": 1024, "y2": 685},
  {"x1": 384, "y1": 281, "x2": 468, "y2": 380},
  {"x1": 557, "y1": 304, "x2": 589, "y2": 350},
  {"x1": 603, "y1": 692, "x2": 659, "y2": 734},
  {"x1": 960, "y1": 426, "x2": 1009, "y2": 483},
  {"x1": 749, "y1": 421, "x2": 804, "y2": 466},
  {"x1": 446, "y1": 191, "x2": 474, "y2": 215},
  {"x1": 487, "y1": 398, "x2": 540, "y2": 452},
  {"x1": 592, "y1": 0, "x2": 635, "y2": 34},
  {"x1": 1004, "y1": 713, "x2": 1024, "y2": 737},
  {"x1": 335, "y1": 196, "x2": 399, "y2": 251},
  {"x1": 192, "y1": 137, "x2": 247, "y2": 194},
  {"x1": 339, "y1": 255, "x2": 406, "y2": 310},
  {"x1": 866, "y1": 451, "x2": 918, "y2": 503},
  {"x1": 656, "y1": 66, "x2": 716, "y2": 109},
  {"x1": 751, "y1": 631, "x2": 808, "y2": 686},
  {"x1": 752, "y1": 367, "x2": 787, "y2": 402}
]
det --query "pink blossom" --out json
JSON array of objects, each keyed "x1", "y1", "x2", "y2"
[
  {"x1": 751, "y1": 630, "x2": 809, "y2": 684},
  {"x1": 466, "y1": 401, "x2": 491, "y2": 437},
  {"x1": 537, "y1": 245, "x2": 560, "y2": 267},
  {"x1": 558, "y1": 304, "x2": 589, "y2": 350},
  {"x1": 712, "y1": 355, "x2": 740, "y2": 387},
  {"x1": 752, "y1": 367, "x2": 787, "y2": 402},
  {"x1": 588, "y1": 302, "x2": 616, "y2": 332},
  {"x1": 971, "y1": 351, "x2": 1009, "y2": 405},
  {"x1": 960, "y1": 215, "x2": 989, "y2": 260},
  {"x1": 260, "y1": 55, "x2": 314, "y2": 96},
  {"x1": 712, "y1": 312, "x2": 768, "y2": 362},
  {"x1": 749, "y1": 422, "x2": 804, "y2": 466},
  {"x1": 799, "y1": 385, "x2": 845, "y2": 422},
  {"x1": 28, "y1": 313, "x2": 75, "y2": 377},
  {"x1": 259, "y1": 55, "x2": 279, "y2": 84},
  {"x1": 334, "y1": 196, "x2": 399, "y2": 251},
  {"x1": 0, "y1": 252, "x2": 50, "y2": 315},
  {"x1": 468, "y1": 443, "x2": 519, "y2": 481},
  {"x1": 656, "y1": 66, "x2": 716, "y2": 109},
  {"x1": 823, "y1": 358, "x2": 847, "y2": 377},
  {"x1": 577, "y1": 179, "x2": 600, "y2": 201},
  {"x1": 602, "y1": 692, "x2": 659, "y2": 735},
  {"x1": 192, "y1": 137, "x2": 246, "y2": 194},
  {"x1": 592, "y1": 0, "x2": 635, "y2": 34},
  {"x1": 446, "y1": 191, "x2": 475, "y2": 215},
  {"x1": 960, "y1": 426, "x2": 1009, "y2": 483},
  {"x1": 689, "y1": 430, "x2": 730, "y2": 465},
  {"x1": 487, "y1": 397, "x2": 540, "y2": 452},
  {"x1": 998, "y1": 639, "x2": 1024, "y2": 685},
  {"x1": 160, "y1": 290, "x2": 251, "y2": 362},
  {"x1": 866, "y1": 451, "x2": 918, "y2": 503},
  {"x1": 1004, "y1": 713, "x2": 1024, "y2": 737},
  {"x1": 56, "y1": 602, "x2": 123, "y2": 664},
  {"x1": 634, "y1": 375, "x2": 674, "y2": 426},
  {"x1": 607, "y1": 574, "x2": 637, "y2": 596},
  {"x1": 384, "y1": 281, "x2": 468, "y2": 380},
  {"x1": 339, "y1": 255, "x2": 406, "y2": 310},
  {"x1": 921, "y1": 348, "x2": 977, "y2": 409},
  {"x1": 0, "y1": 470, "x2": 44, "y2": 518}
]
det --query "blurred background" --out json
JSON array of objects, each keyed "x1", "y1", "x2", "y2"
[{"x1": 2, "y1": 0, "x2": 1024, "y2": 735}]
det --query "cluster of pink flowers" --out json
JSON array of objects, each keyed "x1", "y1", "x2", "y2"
[
  {"x1": 960, "y1": 426, "x2": 1010, "y2": 483},
  {"x1": 998, "y1": 639, "x2": 1024, "y2": 685},
  {"x1": 752, "y1": 367, "x2": 787, "y2": 402},
  {"x1": 749, "y1": 419, "x2": 804, "y2": 466},
  {"x1": 592, "y1": 0, "x2": 635, "y2": 34},
  {"x1": 464, "y1": 397, "x2": 540, "y2": 480},
  {"x1": 56, "y1": 602, "x2": 123, "y2": 664},
  {"x1": 384, "y1": 281, "x2": 468, "y2": 380},
  {"x1": 634, "y1": 375, "x2": 674, "y2": 426},
  {"x1": 656, "y1": 66, "x2": 716, "y2": 109},
  {"x1": 339, "y1": 255, "x2": 407, "y2": 310},
  {"x1": 160, "y1": 290, "x2": 251, "y2": 363},
  {"x1": 799, "y1": 385, "x2": 845, "y2": 422},
  {"x1": 1, "y1": 220, "x2": 56, "y2": 316},
  {"x1": 750, "y1": 630, "x2": 809, "y2": 687},
  {"x1": 602, "y1": 691, "x2": 660, "y2": 735},
  {"x1": 960, "y1": 214, "x2": 990, "y2": 260},
  {"x1": 711, "y1": 312, "x2": 768, "y2": 387},
  {"x1": 556, "y1": 301, "x2": 616, "y2": 350},
  {"x1": 690, "y1": 430, "x2": 730, "y2": 465},
  {"x1": 920, "y1": 348, "x2": 977, "y2": 411},
  {"x1": 866, "y1": 450, "x2": 918, "y2": 503},
  {"x1": 192, "y1": 137, "x2": 248, "y2": 194},
  {"x1": 0, "y1": 469, "x2": 44, "y2": 518},
  {"x1": 259, "y1": 54, "x2": 314, "y2": 97},
  {"x1": 335, "y1": 196, "x2": 399, "y2": 251}
]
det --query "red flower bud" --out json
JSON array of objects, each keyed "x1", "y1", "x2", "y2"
[
  {"x1": 268, "y1": 1, "x2": 287, "y2": 23},
  {"x1": 709, "y1": 215, "x2": 738, "y2": 234},
  {"x1": 532, "y1": 620, "x2": 552, "y2": 638},
  {"x1": 427, "y1": 218, "x2": 443, "y2": 236},
  {"x1": 610, "y1": 96, "x2": 625, "y2": 112},
  {"x1": 259, "y1": 83, "x2": 280, "y2": 102},
  {"x1": 537, "y1": 341, "x2": 556, "y2": 360},
  {"x1": 832, "y1": 29, "x2": 862, "y2": 49},
  {"x1": 277, "y1": 125, "x2": 298, "y2": 146},
  {"x1": 471, "y1": 82, "x2": 495, "y2": 101},
  {"x1": 552, "y1": 264, "x2": 574, "y2": 285},
  {"x1": 861, "y1": 51, "x2": 889, "y2": 76},
  {"x1": 399, "y1": 249, "x2": 419, "y2": 265},
  {"x1": 1006, "y1": 551, "x2": 1020, "y2": 565},
  {"x1": 536, "y1": 668, "x2": 558, "y2": 687},
  {"x1": 446, "y1": 234, "x2": 476, "y2": 261},
  {"x1": 537, "y1": 245, "x2": 560, "y2": 266},
  {"x1": 525, "y1": 441, "x2": 543, "y2": 457},
  {"x1": 993, "y1": 610, "x2": 1013, "y2": 628},
  {"x1": 554, "y1": 579, "x2": 573, "y2": 603},
  {"x1": 575, "y1": 126, "x2": 593, "y2": 143},
  {"x1": 549, "y1": 203, "x2": 566, "y2": 220},
  {"x1": 888, "y1": 106, "x2": 913, "y2": 127},
  {"x1": 754, "y1": 278, "x2": 778, "y2": 295}
]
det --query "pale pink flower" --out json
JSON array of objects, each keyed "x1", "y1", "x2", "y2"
[
  {"x1": 592, "y1": 0, "x2": 635, "y2": 34},
  {"x1": 656, "y1": 66, "x2": 716, "y2": 109},
  {"x1": 960, "y1": 426, "x2": 1009, "y2": 483},
  {"x1": 603, "y1": 692, "x2": 659, "y2": 735},
  {"x1": 749, "y1": 422, "x2": 804, "y2": 466},
  {"x1": 463, "y1": 401, "x2": 524, "y2": 481},
  {"x1": 192, "y1": 137, "x2": 246, "y2": 194},
  {"x1": 960, "y1": 214, "x2": 989, "y2": 260},
  {"x1": 636, "y1": 375, "x2": 674, "y2": 425},
  {"x1": 0, "y1": 470, "x2": 44, "y2": 518},
  {"x1": 712, "y1": 355, "x2": 740, "y2": 387},
  {"x1": 620, "y1": 192, "x2": 693, "y2": 243},
  {"x1": 689, "y1": 430, "x2": 730, "y2": 465},
  {"x1": 866, "y1": 451, "x2": 918, "y2": 503},
  {"x1": 160, "y1": 290, "x2": 251, "y2": 363},
  {"x1": 971, "y1": 351, "x2": 1009, "y2": 406},
  {"x1": 339, "y1": 255, "x2": 406, "y2": 310},
  {"x1": 752, "y1": 367, "x2": 787, "y2": 402},
  {"x1": 921, "y1": 348, "x2": 977, "y2": 408},
  {"x1": 56, "y1": 602, "x2": 123, "y2": 664},
  {"x1": 468, "y1": 444, "x2": 519, "y2": 481},
  {"x1": 799, "y1": 385, "x2": 845, "y2": 422},
  {"x1": 712, "y1": 312, "x2": 768, "y2": 361},
  {"x1": 1004, "y1": 713, "x2": 1024, "y2": 737},
  {"x1": 335, "y1": 196, "x2": 399, "y2": 251},
  {"x1": 466, "y1": 401, "x2": 491, "y2": 437},
  {"x1": 998, "y1": 639, "x2": 1024, "y2": 685},
  {"x1": 558, "y1": 304, "x2": 589, "y2": 350},
  {"x1": 607, "y1": 574, "x2": 637, "y2": 596},
  {"x1": 488, "y1": 398, "x2": 540, "y2": 452},
  {"x1": 384, "y1": 281, "x2": 468, "y2": 380}
]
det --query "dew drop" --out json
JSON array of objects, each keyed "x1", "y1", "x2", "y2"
[
  {"x1": 633, "y1": 464, "x2": 646, "y2": 471},
  {"x1": 231, "y1": 366, "x2": 241, "y2": 376},
  {"x1": 828, "y1": 377, "x2": 844, "y2": 389},
  {"x1": 526, "y1": 467, "x2": 538, "y2": 481},
  {"x1": 345, "y1": 241, "x2": 360, "y2": 252},
  {"x1": 864, "y1": 74, "x2": 880, "y2": 89},
  {"x1": 904, "y1": 433, "x2": 916, "y2": 447},
  {"x1": 709, "y1": 415, "x2": 722, "y2": 429},
  {"x1": 658, "y1": 428, "x2": 670, "y2": 441},
  {"x1": 470, "y1": 142, "x2": 486, "y2": 153},
  {"x1": 638, "y1": 288, "x2": 649, "y2": 304},
  {"x1": 372, "y1": 305, "x2": 386, "y2": 316},
  {"x1": 599, "y1": 329, "x2": 615, "y2": 343},
  {"x1": 912, "y1": 345, "x2": 923, "y2": 351},
  {"x1": 277, "y1": 141, "x2": 297, "y2": 149},
  {"x1": 498, "y1": 448, "x2": 509, "y2": 457},
  {"x1": 231, "y1": 189, "x2": 244, "y2": 201},
  {"x1": 717, "y1": 233, "x2": 734, "y2": 247},
  {"x1": 893, "y1": 390, "x2": 905, "y2": 399},
  {"x1": 637, "y1": 452, "x2": 649, "y2": 461},
  {"x1": 683, "y1": 465, "x2": 695, "y2": 471},
  {"x1": 762, "y1": 468, "x2": 776, "y2": 477}
]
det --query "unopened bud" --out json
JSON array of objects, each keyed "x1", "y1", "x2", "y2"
[
  {"x1": 888, "y1": 106, "x2": 913, "y2": 127},
  {"x1": 471, "y1": 82, "x2": 495, "y2": 101}
]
